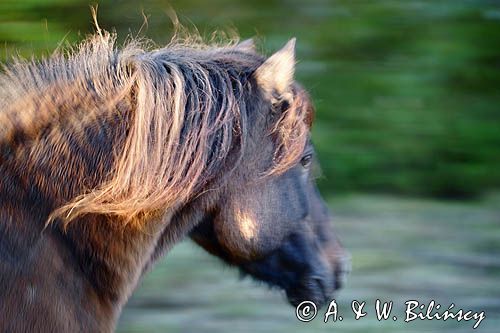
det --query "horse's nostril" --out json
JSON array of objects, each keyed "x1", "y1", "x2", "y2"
[
  {"x1": 333, "y1": 270, "x2": 345, "y2": 291},
  {"x1": 333, "y1": 277, "x2": 342, "y2": 291}
]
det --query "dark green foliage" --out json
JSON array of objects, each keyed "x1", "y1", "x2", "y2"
[{"x1": 2, "y1": 0, "x2": 499, "y2": 198}]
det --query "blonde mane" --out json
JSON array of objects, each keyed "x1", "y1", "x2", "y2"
[{"x1": 0, "y1": 31, "x2": 310, "y2": 227}]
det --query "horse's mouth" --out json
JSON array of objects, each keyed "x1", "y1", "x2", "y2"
[
  {"x1": 285, "y1": 261, "x2": 350, "y2": 308},
  {"x1": 237, "y1": 253, "x2": 350, "y2": 309},
  {"x1": 285, "y1": 276, "x2": 333, "y2": 308}
]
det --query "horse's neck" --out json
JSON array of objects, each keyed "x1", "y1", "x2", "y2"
[{"x1": 0, "y1": 104, "x2": 173, "y2": 331}]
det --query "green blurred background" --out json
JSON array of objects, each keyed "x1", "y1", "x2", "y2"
[{"x1": 1, "y1": 0, "x2": 499, "y2": 332}]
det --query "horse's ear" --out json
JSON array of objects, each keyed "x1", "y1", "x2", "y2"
[
  {"x1": 235, "y1": 38, "x2": 255, "y2": 52},
  {"x1": 254, "y1": 38, "x2": 296, "y2": 96}
]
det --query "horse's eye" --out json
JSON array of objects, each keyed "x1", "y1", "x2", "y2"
[{"x1": 300, "y1": 154, "x2": 313, "y2": 168}]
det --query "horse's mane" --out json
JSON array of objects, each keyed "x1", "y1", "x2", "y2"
[{"x1": 0, "y1": 31, "x2": 310, "y2": 227}]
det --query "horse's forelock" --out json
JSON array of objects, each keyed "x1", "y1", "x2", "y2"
[{"x1": 264, "y1": 85, "x2": 313, "y2": 177}]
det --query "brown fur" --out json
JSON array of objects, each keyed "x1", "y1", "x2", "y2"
[{"x1": 0, "y1": 29, "x2": 316, "y2": 332}]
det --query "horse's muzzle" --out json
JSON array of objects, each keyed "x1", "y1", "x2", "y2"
[{"x1": 286, "y1": 252, "x2": 351, "y2": 308}]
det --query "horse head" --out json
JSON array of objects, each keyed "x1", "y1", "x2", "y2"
[{"x1": 188, "y1": 40, "x2": 350, "y2": 307}]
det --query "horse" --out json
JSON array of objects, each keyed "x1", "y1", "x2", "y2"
[{"x1": 0, "y1": 29, "x2": 349, "y2": 332}]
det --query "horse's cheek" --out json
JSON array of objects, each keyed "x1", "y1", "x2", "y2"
[{"x1": 212, "y1": 210, "x2": 257, "y2": 260}]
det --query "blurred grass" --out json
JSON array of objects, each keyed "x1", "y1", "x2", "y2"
[
  {"x1": 1, "y1": 0, "x2": 500, "y2": 199},
  {"x1": 118, "y1": 193, "x2": 500, "y2": 333}
]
